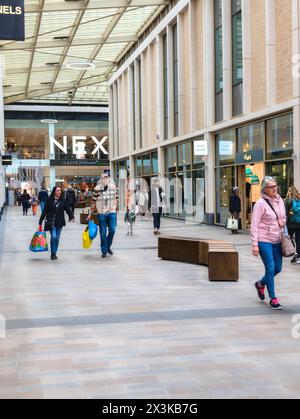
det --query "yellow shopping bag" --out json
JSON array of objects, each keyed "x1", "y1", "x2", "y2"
[{"x1": 82, "y1": 227, "x2": 92, "y2": 249}]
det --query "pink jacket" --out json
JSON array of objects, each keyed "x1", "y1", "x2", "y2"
[{"x1": 250, "y1": 194, "x2": 286, "y2": 246}]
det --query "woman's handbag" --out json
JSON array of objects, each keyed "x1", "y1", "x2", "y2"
[
  {"x1": 82, "y1": 227, "x2": 92, "y2": 249},
  {"x1": 29, "y1": 226, "x2": 49, "y2": 252},
  {"x1": 281, "y1": 233, "x2": 296, "y2": 257},
  {"x1": 226, "y1": 217, "x2": 238, "y2": 230},
  {"x1": 264, "y1": 198, "x2": 296, "y2": 257}
]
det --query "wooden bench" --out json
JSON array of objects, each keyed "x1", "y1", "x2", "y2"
[{"x1": 158, "y1": 236, "x2": 239, "y2": 281}]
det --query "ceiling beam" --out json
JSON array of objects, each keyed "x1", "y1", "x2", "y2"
[
  {"x1": 0, "y1": 35, "x2": 138, "y2": 51},
  {"x1": 8, "y1": 62, "x2": 112, "y2": 75},
  {"x1": 69, "y1": 0, "x2": 132, "y2": 104},
  {"x1": 25, "y1": 0, "x2": 168, "y2": 13},
  {"x1": 4, "y1": 75, "x2": 107, "y2": 104},
  {"x1": 25, "y1": 0, "x2": 46, "y2": 96}
]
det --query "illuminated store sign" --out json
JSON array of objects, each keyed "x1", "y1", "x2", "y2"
[
  {"x1": 0, "y1": 1, "x2": 24, "y2": 41},
  {"x1": 50, "y1": 136, "x2": 109, "y2": 156}
]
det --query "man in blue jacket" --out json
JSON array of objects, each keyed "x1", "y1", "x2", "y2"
[{"x1": 38, "y1": 187, "x2": 49, "y2": 214}]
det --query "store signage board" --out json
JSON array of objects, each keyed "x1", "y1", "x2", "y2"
[
  {"x1": 194, "y1": 140, "x2": 208, "y2": 156},
  {"x1": 50, "y1": 159, "x2": 109, "y2": 167},
  {"x1": 50, "y1": 136, "x2": 108, "y2": 156},
  {"x1": 0, "y1": 1, "x2": 25, "y2": 41},
  {"x1": 1, "y1": 155, "x2": 12, "y2": 165},
  {"x1": 235, "y1": 149, "x2": 264, "y2": 164},
  {"x1": 219, "y1": 141, "x2": 233, "y2": 156}
]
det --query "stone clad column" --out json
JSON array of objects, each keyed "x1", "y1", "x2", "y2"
[
  {"x1": 242, "y1": 0, "x2": 252, "y2": 114},
  {"x1": 222, "y1": 0, "x2": 233, "y2": 120},
  {"x1": 156, "y1": 35, "x2": 164, "y2": 143},
  {"x1": 204, "y1": 0, "x2": 215, "y2": 127},
  {"x1": 292, "y1": 0, "x2": 300, "y2": 189},
  {"x1": 189, "y1": 0, "x2": 198, "y2": 131},
  {"x1": 167, "y1": 24, "x2": 174, "y2": 139},
  {"x1": 265, "y1": 0, "x2": 276, "y2": 106}
]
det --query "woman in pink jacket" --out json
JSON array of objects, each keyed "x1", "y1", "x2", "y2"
[{"x1": 251, "y1": 176, "x2": 286, "y2": 310}]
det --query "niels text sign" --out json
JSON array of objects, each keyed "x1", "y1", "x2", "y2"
[{"x1": 0, "y1": 1, "x2": 24, "y2": 41}]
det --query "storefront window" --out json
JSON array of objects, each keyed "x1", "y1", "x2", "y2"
[
  {"x1": 178, "y1": 142, "x2": 192, "y2": 171},
  {"x1": 142, "y1": 154, "x2": 151, "y2": 176},
  {"x1": 5, "y1": 119, "x2": 47, "y2": 159},
  {"x1": 266, "y1": 114, "x2": 293, "y2": 160},
  {"x1": 216, "y1": 130, "x2": 236, "y2": 166},
  {"x1": 151, "y1": 151, "x2": 158, "y2": 174},
  {"x1": 265, "y1": 160, "x2": 294, "y2": 199},
  {"x1": 216, "y1": 166, "x2": 235, "y2": 225},
  {"x1": 136, "y1": 156, "x2": 142, "y2": 177},
  {"x1": 166, "y1": 146, "x2": 177, "y2": 172},
  {"x1": 237, "y1": 122, "x2": 264, "y2": 153}
]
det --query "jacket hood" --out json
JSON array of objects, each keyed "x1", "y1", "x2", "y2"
[{"x1": 261, "y1": 193, "x2": 282, "y2": 203}]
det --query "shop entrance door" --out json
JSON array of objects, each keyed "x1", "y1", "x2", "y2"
[{"x1": 237, "y1": 162, "x2": 264, "y2": 229}]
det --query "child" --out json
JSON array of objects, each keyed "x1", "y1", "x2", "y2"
[{"x1": 124, "y1": 207, "x2": 136, "y2": 235}]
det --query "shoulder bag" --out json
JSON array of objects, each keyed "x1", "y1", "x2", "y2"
[{"x1": 263, "y1": 198, "x2": 296, "y2": 257}]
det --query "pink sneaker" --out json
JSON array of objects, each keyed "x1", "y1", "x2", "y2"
[
  {"x1": 269, "y1": 298, "x2": 282, "y2": 310},
  {"x1": 254, "y1": 281, "x2": 265, "y2": 301}
]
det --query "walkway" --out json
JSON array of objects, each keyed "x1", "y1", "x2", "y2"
[{"x1": 0, "y1": 206, "x2": 300, "y2": 399}]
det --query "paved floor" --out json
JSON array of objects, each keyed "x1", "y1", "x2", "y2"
[{"x1": 1, "y1": 206, "x2": 300, "y2": 399}]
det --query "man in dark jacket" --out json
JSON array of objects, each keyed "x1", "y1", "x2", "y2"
[
  {"x1": 229, "y1": 187, "x2": 241, "y2": 234},
  {"x1": 38, "y1": 187, "x2": 49, "y2": 214},
  {"x1": 65, "y1": 186, "x2": 77, "y2": 215}
]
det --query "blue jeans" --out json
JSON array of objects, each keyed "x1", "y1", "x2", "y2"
[
  {"x1": 258, "y1": 242, "x2": 283, "y2": 300},
  {"x1": 40, "y1": 202, "x2": 46, "y2": 214},
  {"x1": 98, "y1": 213, "x2": 117, "y2": 255},
  {"x1": 50, "y1": 227, "x2": 62, "y2": 255}
]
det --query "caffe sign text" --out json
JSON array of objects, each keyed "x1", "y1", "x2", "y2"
[{"x1": 50, "y1": 136, "x2": 108, "y2": 157}]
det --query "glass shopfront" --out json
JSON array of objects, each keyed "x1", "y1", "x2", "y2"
[
  {"x1": 165, "y1": 140, "x2": 205, "y2": 222},
  {"x1": 215, "y1": 113, "x2": 294, "y2": 227},
  {"x1": 4, "y1": 110, "x2": 109, "y2": 201},
  {"x1": 135, "y1": 151, "x2": 158, "y2": 186}
]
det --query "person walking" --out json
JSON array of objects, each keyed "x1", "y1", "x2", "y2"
[
  {"x1": 21, "y1": 189, "x2": 31, "y2": 216},
  {"x1": 251, "y1": 176, "x2": 286, "y2": 310},
  {"x1": 138, "y1": 186, "x2": 149, "y2": 221},
  {"x1": 65, "y1": 185, "x2": 77, "y2": 215},
  {"x1": 124, "y1": 206, "x2": 136, "y2": 235},
  {"x1": 31, "y1": 195, "x2": 38, "y2": 216},
  {"x1": 39, "y1": 186, "x2": 75, "y2": 260},
  {"x1": 229, "y1": 187, "x2": 241, "y2": 234},
  {"x1": 285, "y1": 186, "x2": 300, "y2": 264},
  {"x1": 38, "y1": 187, "x2": 49, "y2": 214},
  {"x1": 88, "y1": 173, "x2": 118, "y2": 258},
  {"x1": 148, "y1": 178, "x2": 165, "y2": 235}
]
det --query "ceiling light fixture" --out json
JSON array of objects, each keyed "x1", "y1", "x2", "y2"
[
  {"x1": 40, "y1": 119, "x2": 58, "y2": 124},
  {"x1": 66, "y1": 61, "x2": 95, "y2": 70}
]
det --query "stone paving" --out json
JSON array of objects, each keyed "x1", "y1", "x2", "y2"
[{"x1": 0, "y1": 206, "x2": 300, "y2": 399}]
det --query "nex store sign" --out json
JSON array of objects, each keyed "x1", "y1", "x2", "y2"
[{"x1": 50, "y1": 136, "x2": 109, "y2": 157}]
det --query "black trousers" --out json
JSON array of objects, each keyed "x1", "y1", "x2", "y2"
[
  {"x1": 288, "y1": 228, "x2": 300, "y2": 255},
  {"x1": 152, "y1": 207, "x2": 162, "y2": 230}
]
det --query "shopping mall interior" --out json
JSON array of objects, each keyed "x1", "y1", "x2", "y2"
[{"x1": 0, "y1": 0, "x2": 300, "y2": 401}]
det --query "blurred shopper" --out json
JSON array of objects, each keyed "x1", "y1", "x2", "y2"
[
  {"x1": 285, "y1": 186, "x2": 300, "y2": 264},
  {"x1": 88, "y1": 174, "x2": 118, "y2": 258},
  {"x1": 138, "y1": 186, "x2": 149, "y2": 221},
  {"x1": 65, "y1": 185, "x2": 77, "y2": 215},
  {"x1": 229, "y1": 187, "x2": 241, "y2": 234},
  {"x1": 124, "y1": 206, "x2": 136, "y2": 235},
  {"x1": 39, "y1": 186, "x2": 75, "y2": 260},
  {"x1": 38, "y1": 187, "x2": 49, "y2": 214},
  {"x1": 31, "y1": 195, "x2": 38, "y2": 216},
  {"x1": 251, "y1": 176, "x2": 286, "y2": 310},
  {"x1": 21, "y1": 189, "x2": 31, "y2": 216},
  {"x1": 148, "y1": 178, "x2": 165, "y2": 235}
]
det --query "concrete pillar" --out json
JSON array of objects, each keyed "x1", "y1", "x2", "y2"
[
  {"x1": 109, "y1": 85, "x2": 114, "y2": 160},
  {"x1": 222, "y1": 0, "x2": 233, "y2": 120},
  {"x1": 292, "y1": 0, "x2": 300, "y2": 189},
  {"x1": 156, "y1": 35, "x2": 164, "y2": 143},
  {"x1": 129, "y1": 155, "x2": 135, "y2": 181},
  {"x1": 0, "y1": 61, "x2": 5, "y2": 214},
  {"x1": 189, "y1": 0, "x2": 198, "y2": 132},
  {"x1": 205, "y1": 132, "x2": 215, "y2": 224},
  {"x1": 204, "y1": 0, "x2": 215, "y2": 127},
  {"x1": 265, "y1": 0, "x2": 277, "y2": 106},
  {"x1": 242, "y1": 0, "x2": 252, "y2": 114},
  {"x1": 147, "y1": 45, "x2": 153, "y2": 146},
  {"x1": 134, "y1": 60, "x2": 141, "y2": 150},
  {"x1": 48, "y1": 123, "x2": 56, "y2": 190},
  {"x1": 112, "y1": 82, "x2": 119, "y2": 159},
  {"x1": 128, "y1": 66, "x2": 135, "y2": 154},
  {"x1": 158, "y1": 145, "x2": 165, "y2": 178},
  {"x1": 167, "y1": 24, "x2": 175, "y2": 139},
  {"x1": 177, "y1": 12, "x2": 184, "y2": 136}
]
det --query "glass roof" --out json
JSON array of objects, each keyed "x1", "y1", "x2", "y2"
[{"x1": 1, "y1": 0, "x2": 169, "y2": 105}]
